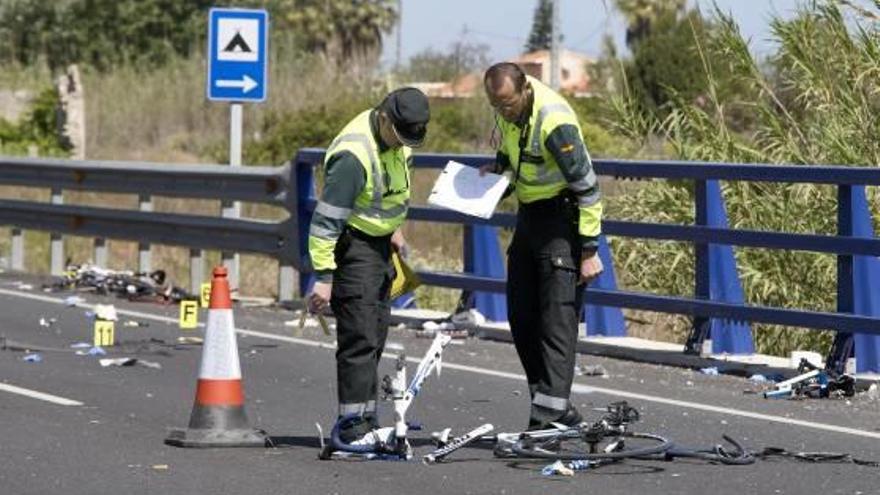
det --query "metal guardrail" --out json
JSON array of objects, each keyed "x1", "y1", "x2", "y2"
[
  {"x1": 291, "y1": 148, "x2": 880, "y2": 372},
  {"x1": 3, "y1": 151, "x2": 879, "y2": 372},
  {"x1": 0, "y1": 156, "x2": 299, "y2": 298}
]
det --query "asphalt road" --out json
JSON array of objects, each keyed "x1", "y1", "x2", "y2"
[{"x1": 0, "y1": 274, "x2": 878, "y2": 495}]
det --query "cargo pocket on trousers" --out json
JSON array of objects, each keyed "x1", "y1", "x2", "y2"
[
  {"x1": 332, "y1": 281, "x2": 363, "y2": 302},
  {"x1": 540, "y1": 251, "x2": 578, "y2": 304}
]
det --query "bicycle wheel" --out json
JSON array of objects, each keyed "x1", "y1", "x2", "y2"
[
  {"x1": 512, "y1": 431, "x2": 672, "y2": 461},
  {"x1": 662, "y1": 436, "x2": 755, "y2": 465}
]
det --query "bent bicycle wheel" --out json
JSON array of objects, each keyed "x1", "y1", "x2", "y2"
[{"x1": 512, "y1": 431, "x2": 672, "y2": 461}]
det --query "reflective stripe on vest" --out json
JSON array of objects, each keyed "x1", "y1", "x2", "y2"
[
  {"x1": 327, "y1": 133, "x2": 383, "y2": 212},
  {"x1": 530, "y1": 103, "x2": 574, "y2": 155},
  {"x1": 323, "y1": 111, "x2": 410, "y2": 236}
]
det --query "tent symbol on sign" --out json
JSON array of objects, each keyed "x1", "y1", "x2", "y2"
[{"x1": 224, "y1": 31, "x2": 252, "y2": 53}]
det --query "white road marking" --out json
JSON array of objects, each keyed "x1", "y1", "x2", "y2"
[
  {"x1": 2, "y1": 287, "x2": 879, "y2": 440},
  {"x1": 0, "y1": 382, "x2": 83, "y2": 406}
]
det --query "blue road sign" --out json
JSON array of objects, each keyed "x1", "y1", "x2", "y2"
[{"x1": 207, "y1": 8, "x2": 269, "y2": 102}]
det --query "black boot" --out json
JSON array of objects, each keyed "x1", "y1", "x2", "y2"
[{"x1": 527, "y1": 403, "x2": 583, "y2": 431}]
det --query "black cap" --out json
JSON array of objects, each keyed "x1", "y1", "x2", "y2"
[{"x1": 381, "y1": 87, "x2": 430, "y2": 147}]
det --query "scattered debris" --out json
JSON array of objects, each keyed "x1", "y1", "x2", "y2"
[
  {"x1": 38, "y1": 317, "x2": 57, "y2": 327},
  {"x1": 866, "y1": 384, "x2": 879, "y2": 400},
  {"x1": 385, "y1": 342, "x2": 405, "y2": 352},
  {"x1": 763, "y1": 359, "x2": 855, "y2": 400},
  {"x1": 151, "y1": 464, "x2": 169, "y2": 471},
  {"x1": 77, "y1": 346, "x2": 107, "y2": 357},
  {"x1": 22, "y1": 353, "x2": 42, "y2": 363},
  {"x1": 98, "y1": 357, "x2": 161, "y2": 369},
  {"x1": 576, "y1": 364, "x2": 608, "y2": 377},
  {"x1": 123, "y1": 320, "x2": 149, "y2": 328},
  {"x1": 93, "y1": 304, "x2": 118, "y2": 321},
  {"x1": 1, "y1": 338, "x2": 68, "y2": 353},
  {"x1": 16, "y1": 282, "x2": 33, "y2": 291},
  {"x1": 49, "y1": 264, "x2": 191, "y2": 304},
  {"x1": 64, "y1": 295, "x2": 85, "y2": 307},
  {"x1": 236, "y1": 296, "x2": 274, "y2": 308},
  {"x1": 749, "y1": 374, "x2": 771, "y2": 384},
  {"x1": 450, "y1": 309, "x2": 486, "y2": 330},
  {"x1": 177, "y1": 336, "x2": 203, "y2": 345},
  {"x1": 100, "y1": 357, "x2": 137, "y2": 367},
  {"x1": 700, "y1": 367, "x2": 720, "y2": 376},
  {"x1": 541, "y1": 460, "x2": 575, "y2": 476},
  {"x1": 790, "y1": 350, "x2": 823, "y2": 369},
  {"x1": 70, "y1": 342, "x2": 91, "y2": 349}
]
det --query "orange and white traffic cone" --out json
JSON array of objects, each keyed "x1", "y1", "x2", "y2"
[{"x1": 165, "y1": 266, "x2": 266, "y2": 448}]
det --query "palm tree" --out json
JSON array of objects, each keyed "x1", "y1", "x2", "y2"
[
  {"x1": 614, "y1": 0, "x2": 686, "y2": 47},
  {"x1": 280, "y1": 0, "x2": 397, "y2": 65}
]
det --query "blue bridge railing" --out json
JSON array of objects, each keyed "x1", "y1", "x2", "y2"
[{"x1": 290, "y1": 148, "x2": 880, "y2": 374}]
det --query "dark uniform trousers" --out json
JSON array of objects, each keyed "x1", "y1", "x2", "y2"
[
  {"x1": 507, "y1": 193, "x2": 585, "y2": 419},
  {"x1": 330, "y1": 228, "x2": 393, "y2": 416}
]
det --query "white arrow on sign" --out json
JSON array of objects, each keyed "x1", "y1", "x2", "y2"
[{"x1": 215, "y1": 75, "x2": 258, "y2": 93}]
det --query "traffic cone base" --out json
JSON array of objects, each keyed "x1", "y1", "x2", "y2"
[{"x1": 165, "y1": 266, "x2": 267, "y2": 448}]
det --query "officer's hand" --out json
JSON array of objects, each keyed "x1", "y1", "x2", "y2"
[
  {"x1": 391, "y1": 229, "x2": 409, "y2": 259},
  {"x1": 579, "y1": 252, "x2": 604, "y2": 285},
  {"x1": 308, "y1": 281, "x2": 332, "y2": 314},
  {"x1": 479, "y1": 163, "x2": 500, "y2": 177}
]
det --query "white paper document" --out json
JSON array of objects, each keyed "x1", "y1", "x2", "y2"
[{"x1": 428, "y1": 160, "x2": 510, "y2": 219}]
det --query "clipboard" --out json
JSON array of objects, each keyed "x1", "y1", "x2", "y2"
[
  {"x1": 390, "y1": 252, "x2": 421, "y2": 300},
  {"x1": 427, "y1": 160, "x2": 509, "y2": 219}
]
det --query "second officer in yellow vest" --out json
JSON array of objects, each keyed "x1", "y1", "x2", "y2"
[
  {"x1": 307, "y1": 88, "x2": 429, "y2": 449},
  {"x1": 482, "y1": 62, "x2": 604, "y2": 430}
]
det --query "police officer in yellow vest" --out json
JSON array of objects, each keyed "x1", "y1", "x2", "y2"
[
  {"x1": 482, "y1": 62, "x2": 603, "y2": 430},
  {"x1": 307, "y1": 88, "x2": 429, "y2": 448}
]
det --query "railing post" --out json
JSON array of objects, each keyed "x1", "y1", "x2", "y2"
[
  {"x1": 685, "y1": 179, "x2": 711, "y2": 354},
  {"x1": 830, "y1": 185, "x2": 856, "y2": 371},
  {"x1": 11, "y1": 228, "x2": 24, "y2": 271},
  {"x1": 93, "y1": 238, "x2": 108, "y2": 267},
  {"x1": 462, "y1": 224, "x2": 507, "y2": 321},
  {"x1": 827, "y1": 185, "x2": 856, "y2": 374},
  {"x1": 278, "y1": 263, "x2": 297, "y2": 302},
  {"x1": 50, "y1": 188, "x2": 64, "y2": 276},
  {"x1": 190, "y1": 248, "x2": 204, "y2": 297},
  {"x1": 138, "y1": 194, "x2": 152, "y2": 273},
  {"x1": 295, "y1": 158, "x2": 316, "y2": 298},
  {"x1": 849, "y1": 185, "x2": 880, "y2": 373}
]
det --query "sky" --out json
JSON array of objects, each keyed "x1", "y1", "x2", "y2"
[{"x1": 380, "y1": 0, "x2": 873, "y2": 68}]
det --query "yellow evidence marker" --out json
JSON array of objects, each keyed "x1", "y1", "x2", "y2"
[
  {"x1": 179, "y1": 300, "x2": 199, "y2": 329},
  {"x1": 93, "y1": 320, "x2": 115, "y2": 347},
  {"x1": 200, "y1": 282, "x2": 211, "y2": 308}
]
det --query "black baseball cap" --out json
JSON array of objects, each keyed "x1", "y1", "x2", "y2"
[{"x1": 381, "y1": 87, "x2": 430, "y2": 147}]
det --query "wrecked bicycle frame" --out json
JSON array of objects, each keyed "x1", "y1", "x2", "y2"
[
  {"x1": 426, "y1": 401, "x2": 752, "y2": 466},
  {"x1": 315, "y1": 337, "x2": 870, "y2": 470},
  {"x1": 50, "y1": 264, "x2": 191, "y2": 303},
  {"x1": 319, "y1": 332, "x2": 453, "y2": 460}
]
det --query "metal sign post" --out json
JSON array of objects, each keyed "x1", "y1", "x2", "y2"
[{"x1": 206, "y1": 7, "x2": 269, "y2": 291}]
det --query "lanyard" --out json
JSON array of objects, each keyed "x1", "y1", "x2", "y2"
[{"x1": 514, "y1": 120, "x2": 531, "y2": 186}]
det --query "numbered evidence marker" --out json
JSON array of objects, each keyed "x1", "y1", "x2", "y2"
[
  {"x1": 200, "y1": 282, "x2": 211, "y2": 308},
  {"x1": 93, "y1": 320, "x2": 115, "y2": 347},
  {"x1": 179, "y1": 300, "x2": 200, "y2": 330}
]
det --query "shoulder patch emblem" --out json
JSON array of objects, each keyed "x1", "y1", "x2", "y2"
[{"x1": 560, "y1": 143, "x2": 575, "y2": 153}]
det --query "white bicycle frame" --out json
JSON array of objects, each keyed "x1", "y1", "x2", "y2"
[{"x1": 388, "y1": 332, "x2": 452, "y2": 451}]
